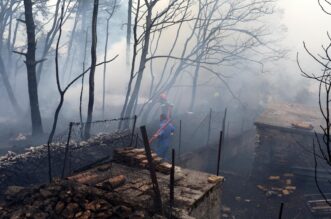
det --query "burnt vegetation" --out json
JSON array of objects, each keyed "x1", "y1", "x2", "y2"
[{"x1": 1, "y1": 0, "x2": 331, "y2": 218}]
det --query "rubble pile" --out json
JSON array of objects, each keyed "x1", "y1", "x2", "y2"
[
  {"x1": 113, "y1": 147, "x2": 172, "y2": 174},
  {"x1": 256, "y1": 173, "x2": 296, "y2": 198},
  {"x1": 0, "y1": 179, "x2": 152, "y2": 219},
  {"x1": 0, "y1": 131, "x2": 132, "y2": 194}
]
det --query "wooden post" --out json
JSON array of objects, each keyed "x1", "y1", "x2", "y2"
[
  {"x1": 178, "y1": 120, "x2": 182, "y2": 162},
  {"x1": 62, "y1": 122, "x2": 73, "y2": 179},
  {"x1": 206, "y1": 108, "x2": 212, "y2": 146},
  {"x1": 140, "y1": 126, "x2": 163, "y2": 214},
  {"x1": 135, "y1": 133, "x2": 139, "y2": 148},
  {"x1": 222, "y1": 108, "x2": 227, "y2": 145},
  {"x1": 278, "y1": 202, "x2": 284, "y2": 219},
  {"x1": 170, "y1": 149, "x2": 175, "y2": 218},
  {"x1": 130, "y1": 115, "x2": 137, "y2": 147},
  {"x1": 216, "y1": 131, "x2": 223, "y2": 176}
]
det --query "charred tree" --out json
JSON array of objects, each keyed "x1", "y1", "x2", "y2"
[
  {"x1": 0, "y1": 57, "x2": 22, "y2": 115},
  {"x1": 84, "y1": 0, "x2": 99, "y2": 139},
  {"x1": 119, "y1": 0, "x2": 140, "y2": 129},
  {"x1": 0, "y1": 1, "x2": 22, "y2": 115},
  {"x1": 36, "y1": 0, "x2": 61, "y2": 84},
  {"x1": 139, "y1": 0, "x2": 284, "y2": 121},
  {"x1": 120, "y1": 0, "x2": 188, "y2": 127},
  {"x1": 80, "y1": 30, "x2": 89, "y2": 136},
  {"x1": 126, "y1": 0, "x2": 132, "y2": 65},
  {"x1": 62, "y1": 3, "x2": 81, "y2": 82},
  {"x1": 298, "y1": 0, "x2": 331, "y2": 205},
  {"x1": 23, "y1": 0, "x2": 43, "y2": 136},
  {"x1": 123, "y1": 3, "x2": 152, "y2": 125},
  {"x1": 46, "y1": 1, "x2": 118, "y2": 180},
  {"x1": 102, "y1": 4, "x2": 116, "y2": 118}
]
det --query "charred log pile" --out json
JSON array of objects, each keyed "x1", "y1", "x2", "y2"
[{"x1": 0, "y1": 131, "x2": 132, "y2": 194}]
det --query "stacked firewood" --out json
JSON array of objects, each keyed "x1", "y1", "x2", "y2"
[
  {"x1": 0, "y1": 179, "x2": 149, "y2": 219},
  {"x1": 113, "y1": 148, "x2": 172, "y2": 174}
]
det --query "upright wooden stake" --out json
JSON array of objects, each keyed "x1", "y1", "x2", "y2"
[
  {"x1": 130, "y1": 115, "x2": 137, "y2": 146},
  {"x1": 278, "y1": 202, "x2": 284, "y2": 219},
  {"x1": 140, "y1": 126, "x2": 163, "y2": 214},
  {"x1": 216, "y1": 131, "x2": 223, "y2": 176},
  {"x1": 135, "y1": 133, "x2": 139, "y2": 148}
]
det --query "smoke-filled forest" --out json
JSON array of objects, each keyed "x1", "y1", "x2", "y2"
[{"x1": 1, "y1": 0, "x2": 331, "y2": 218}]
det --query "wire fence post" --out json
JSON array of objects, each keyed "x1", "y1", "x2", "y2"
[
  {"x1": 135, "y1": 133, "x2": 139, "y2": 148},
  {"x1": 170, "y1": 149, "x2": 175, "y2": 218},
  {"x1": 130, "y1": 115, "x2": 137, "y2": 147},
  {"x1": 62, "y1": 122, "x2": 73, "y2": 179},
  {"x1": 140, "y1": 125, "x2": 163, "y2": 214},
  {"x1": 206, "y1": 108, "x2": 212, "y2": 146},
  {"x1": 216, "y1": 131, "x2": 223, "y2": 176}
]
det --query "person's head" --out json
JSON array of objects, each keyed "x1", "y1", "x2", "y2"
[
  {"x1": 160, "y1": 114, "x2": 167, "y2": 121},
  {"x1": 160, "y1": 93, "x2": 167, "y2": 103}
]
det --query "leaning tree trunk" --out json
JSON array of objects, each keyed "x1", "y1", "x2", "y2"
[
  {"x1": 119, "y1": 0, "x2": 140, "y2": 129},
  {"x1": 23, "y1": 0, "x2": 43, "y2": 136},
  {"x1": 84, "y1": 0, "x2": 99, "y2": 139},
  {"x1": 123, "y1": 7, "x2": 152, "y2": 126}
]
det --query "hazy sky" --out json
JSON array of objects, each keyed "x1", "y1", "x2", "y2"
[{"x1": 278, "y1": 0, "x2": 330, "y2": 53}]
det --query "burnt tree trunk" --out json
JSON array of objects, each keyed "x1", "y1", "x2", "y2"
[
  {"x1": 23, "y1": 0, "x2": 43, "y2": 136},
  {"x1": 189, "y1": 56, "x2": 202, "y2": 112},
  {"x1": 0, "y1": 56, "x2": 22, "y2": 115},
  {"x1": 123, "y1": 7, "x2": 152, "y2": 124},
  {"x1": 126, "y1": 0, "x2": 132, "y2": 65},
  {"x1": 84, "y1": 0, "x2": 99, "y2": 139},
  {"x1": 0, "y1": 4, "x2": 22, "y2": 115},
  {"x1": 102, "y1": 14, "x2": 111, "y2": 118},
  {"x1": 119, "y1": 0, "x2": 140, "y2": 129},
  {"x1": 36, "y1": 0, "x2": 61, "y2": 84}
]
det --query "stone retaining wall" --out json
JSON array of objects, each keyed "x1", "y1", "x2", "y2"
[{"x1": 0, "y1": 131, "x2": 132, "y2": 194}]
